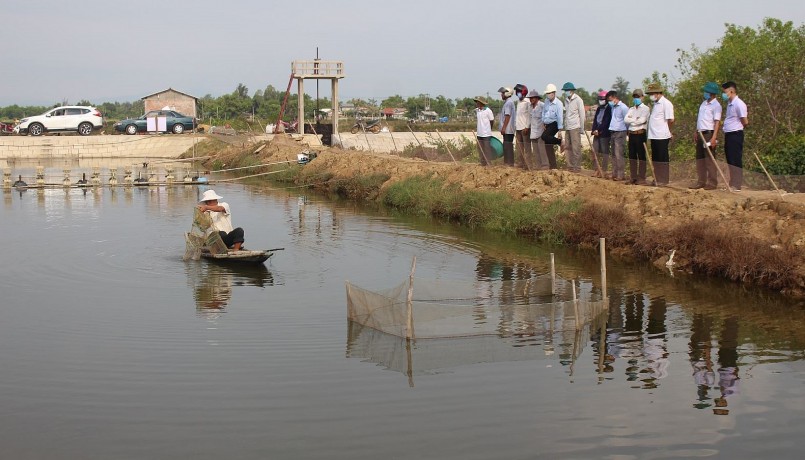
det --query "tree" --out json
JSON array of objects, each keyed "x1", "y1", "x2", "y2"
[
  {"x1": 611, "y1": 76, "x2": 630, "y2": 99},
  {"x1": 381, "y1": 95, "x2": 405, "y2": 108},
  {"x1": 233, "y1": 83, "x2": 249, "y2": 98}
]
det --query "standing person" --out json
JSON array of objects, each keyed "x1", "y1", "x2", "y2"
[
  {"x1": 607, "y1": 90, "x2": 629, "y2": 181},
  {"x1": 625, "y1": 89, "x2": 650, "y2": 185},
  {"x1": 197, "y1": 189, "x2": 245, "y2": 251},
  {"x1": 591, "y1": 90, "x2": 612, "y2": 178},
  {"x1": 721, "y1": 81, "x2": 749, "y2": 191},
  {"x1": 527, "y1": 90, "x2": 548, "y2": 170},
  {"x1": 498, "y1": 86, "x2": 517, "y2": 166},
  {"x1": 474, "y1": 96, "x2": 495, "y2": 166},
  {"x1": 540, "y1": 84, "x2": 563, "y2": 169},
  {"x1": 646, "y1": 83, "x2": 674, "y2": 186},
  {"x1": 690, "y1": 82, "x2": 723, "y2": 190},
  {"x1": 513, "y1": 84, "x2": 532, "y2": 169},
  {"x1": 561, "y1": 82, "x2": 586, "y2": 172}
]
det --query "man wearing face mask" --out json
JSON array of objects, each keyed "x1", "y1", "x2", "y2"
[
  {"x1": 527, "y1": 90, "x2": 548, "y2": 170},
  {"x1": 591, "y1": 90, "x2": 612, "y2": 178},
  {"x1": 540, "y1": 83, "x2": 563, "y2": 169},
  {"x1": 513, "y1": 84, "x2": 532, "y2": 170},
  {"x1": 690, "y1": 82, "x2": 723, "y2": 190},
  {"x1": 562, "y1": 82, "x2": 586, "y2": 173},
  {"x1": 608, "y1": 91, "x2": 629, "y2": 182},
  {"x1": 498, "y1": 86, "x2": 517, "y2": 167},
  {"x1": 625, "y1": 89, "x2": 650, "y2": 185},
  {"x1": 721, "y1": 81, "x2": 749, "y2": 191},
  {"x1": 646, "y1": 83, "x2": 674, "y2": 186}
]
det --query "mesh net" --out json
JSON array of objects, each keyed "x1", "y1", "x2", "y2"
[
  {"x1": 346, "y1": 274, "x2": 608, "y2": 339},
  {"x1": 183, "y1": 208, "x2": 227, "y2": 261}
]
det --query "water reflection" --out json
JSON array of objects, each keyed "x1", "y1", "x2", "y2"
[{"x1": 186, "y1": 262, "x2": 275, "y2": 318}]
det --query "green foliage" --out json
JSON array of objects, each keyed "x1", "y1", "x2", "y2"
[{"x1": 758, "y1": 135, "x2": 805, "y2": 175}]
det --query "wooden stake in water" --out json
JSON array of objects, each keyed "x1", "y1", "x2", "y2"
[
  {"x1": 599, "y1": 237, "x2": 607, "y2": 300},
  {"x1": 406, "y1": 256, "x2": 416, "y2": 339},
  {"x1": 572, "y1": 281, "x2": 581, "y2": 330},
  {"x1": 550, "y1": 253, "x2": 556, "y2": 295}
]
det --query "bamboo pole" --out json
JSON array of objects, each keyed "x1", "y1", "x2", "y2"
[
  {"x1": 473, "y1": 134, "x2": 491, "y2": 166},
  {"x1": 550, "y1": 253, "x2": 556, "y2": 296},
  {"x1": 642, "y1": 141, "x2": 657, "y2": 185},
  {"x1": 582, "y1": 129, "x2": 604, "y2": 177},
  {"x1": 752, "y1": 151, "x2": 786, "y2": 201},
  {"x1": 435, "y1": 129, "x2": 457, "y2": 163},
  {"x1": 599, "y1": 237, "x2": 607, "y2": 300},
  {"x1": 406, "y1": 256, "x2": 416, "y2": 339},
  {"x1": 386, "y1": 122, "x2": 399, "y2": 155},
  {"x1": 697, "y1": 130, "x2": 733, "y2": 193}
]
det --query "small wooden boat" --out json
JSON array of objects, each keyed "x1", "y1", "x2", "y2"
[{"x1": 200, "y1": 248, "x2": 275, "y2": 264}]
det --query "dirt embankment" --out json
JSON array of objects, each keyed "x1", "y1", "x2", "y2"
[{"x1": 200, "y1": 135, "x2": 805, "y2": 296}]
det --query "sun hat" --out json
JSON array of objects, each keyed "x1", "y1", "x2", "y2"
[
  {"x1": 498, "y1": 87, "x2": 513, "y2": 97},
  {"x1": 526, "y1": 89, "x2": 542, "y2": 99},
  {"x1": 473, "y1": 96, "x2": 488, "y2": 105},
  {"x1": 544, "y1": 83, "x2": 557, "y2": 94},
  {"x1": 632, "y1": 89, "x2": 644, "y2": 97},
  {"x1": 702, "y1": 81, "x2": 720, "y2": 95},
  {"x1": 200, "y1": 189, "x2": 223, "y2": 202},
  {"x1": 645, "y1": 82, "x2": 664, "y2": 94},
  {"x1": 562, "y1": 82, "x2": 577, "y2": 91}
]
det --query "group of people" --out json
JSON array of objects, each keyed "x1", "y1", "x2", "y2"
[{"x1": 474, "y1": 81, "x2": 749, "y2": 190}]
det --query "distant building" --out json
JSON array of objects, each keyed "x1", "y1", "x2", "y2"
[
  {"x1": 382, "y1": 107, "x2": 408, "y2": 120},
  {"x1": 419, "y1": 110, "x2": 439, "y2": 122},
  {"x1": 141, "y1": 88, "x2": 198, "y2": 118}
]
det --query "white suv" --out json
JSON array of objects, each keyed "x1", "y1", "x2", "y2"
[{"x1": 15, "y1": 106, "x2": 104, "y2": 136}]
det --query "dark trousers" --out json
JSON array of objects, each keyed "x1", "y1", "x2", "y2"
[
  {"x1": 695, "y1": 130, "x2": 718, "y2": 187},
  {"x1": 477, "y1": 136, "x2": 493, "y2": 166},
  {"x1": 628, "y1": 132, "x2": 647, "y2": 182},
  {"x1": 541, "y1": 122, "x2": 560, "y2": 169},
  {"x1": 724, "y1": 130, "x2": 744, "y2": 189},
  {"x1": 219, "y1": 228, "x2": 245, "y2": 248},
  {"x1": 650, "y1": 138, "x2": 670, "y2": 185},
  {"x1": 502, "y1": 133, "x2": 515, "y2": 166}
]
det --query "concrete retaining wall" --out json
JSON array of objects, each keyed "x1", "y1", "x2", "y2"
[{"x1": 0, "y1": 135, "x2": 203, "y2": 159}]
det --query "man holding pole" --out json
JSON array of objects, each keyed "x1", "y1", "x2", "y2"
[
  {"x1": 498, "y1": 86, "x2": 517, "y2": 167},
  {"x1": 474, "y1": 96, "x2": 495, "y2": 166},
  {"x1": 528, "y1": 90, "x2": 548, "y2": 170},
  {"x1": 721, "y1": 81, "x2": 749, "y2": 191},
  {"x1": 541, "y1": 83, "x2": 563, "y2": 169},
  {"x1": 562, "y1": 82, "x2": 586, "y2": 173},
  {"x1": 625, "y1": 89, "x2": 650, "y2": 185},
  {"x1": 646, "y1": 83, "x2": 674, "y2": 186},
  {"x1": 607, "y1": 91, "x2": 629, "y2": 182},
  {"x1": 690, "y1": 82, "x2": 722, "y2": 190},
  {"x1": 514, "y1": 84, "x2": 532, "y2": 170}
]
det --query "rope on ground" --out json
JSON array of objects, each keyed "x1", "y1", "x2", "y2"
[{"x1": 208, "y1": 169, "x2": 291, "y2": 183}]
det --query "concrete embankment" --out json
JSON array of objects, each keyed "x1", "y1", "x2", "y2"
[{"x1": 0, "y1": 134, "x2": 204, "y2": 160}]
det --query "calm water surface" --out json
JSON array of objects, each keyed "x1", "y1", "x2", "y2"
[{"x1": 1, "y1": 178, "x2": 804, "y2": 459}]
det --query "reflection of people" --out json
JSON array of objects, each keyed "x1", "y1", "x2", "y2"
[
  {"x1": 689, "y1": 313, "x2": 716, "y2": 408},
  {"x1": 714, "y1": 316, "x2": 740, "y2": 415},
  {"x1": 197, "y1": 189, "x2": 245, "y2": 250}
]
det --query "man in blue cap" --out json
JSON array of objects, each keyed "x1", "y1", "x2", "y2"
[
  {"x1": 562, "y1": 82, "x2": 586, "y2": 172},
  {"x1": 690, "y1": 82, "x2": 723, "y2": 190}
]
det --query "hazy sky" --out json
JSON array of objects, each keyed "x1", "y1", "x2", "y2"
[{"x1": 1, "y1": 0, "x2": 802, "y2": 106}]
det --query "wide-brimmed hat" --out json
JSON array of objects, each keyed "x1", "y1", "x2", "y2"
[
  {"x1": 200, "y1": 190, "x2": 223, "y2": 202},
  {"x1": 526, "y1": 89, "x2": 542, "y2": 99},
  {"x1": 562, "y1": 82, "x2": 577, "y2": 91},
  {"x1": 702, "y1": 81, "x2": 720, "y2": 95},
  {"x1": 473, "y1": 96, "x2": 488, "y2": 106},
  {"x1": 544, "y1": 83, "x2": 557, "y2": 94},
  {"x1": 645, "y1": 83, "x2": 664, "y2": 94}
]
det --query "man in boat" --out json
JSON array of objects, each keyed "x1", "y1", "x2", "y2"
[{"x1": 197, "y1": 189, "x2": 245, "y2": 251}]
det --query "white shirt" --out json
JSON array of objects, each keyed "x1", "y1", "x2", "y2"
[
  {"x1": 515, "y1": 98, "x2": 531, "y2": 130},
  {"x1": 530, "y1": 101, "x2": 545, "y2": 139},
  {"x1": 625, "y1": 104, "x2": 650, "y2": 132},
  {"x1": 475, "y1": 107, "x2": 494, "y2": 137},
  {"x1": 722, "y1": 96, "x2": 747, "y2": 133},
  {"x1": 208, "y1": 202, "x2": 234, "y2": 233},
  {"x1": 648, "y1": 96, "x2": 674, "y2": 140},
  {"x1": 697, "y1": 98, "x2": 722, "y2": 131},
  {"x1": 564, "y1": 94, "x2": 585, "y2": 130}
]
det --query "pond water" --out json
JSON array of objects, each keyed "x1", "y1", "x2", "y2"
[{"x1": 1, "y1": 178, "x2": 804, "y2": 459}]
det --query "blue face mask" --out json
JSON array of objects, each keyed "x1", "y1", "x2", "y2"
[
  {"x1": 721, "y1": 92, "x2": 729, "y2": 101},
  {"x1": 704, "y1": 92, "x2": 711, "y2": 100},
  {"x1": 633, "y1": 98, "x2": 642, "y2": 106},
  {"x1": 564, "y1": 91, "x2": 572, "y2": 98},
  {"x1": 607, "y1": 101, "x2": 615, "y2": 107}
]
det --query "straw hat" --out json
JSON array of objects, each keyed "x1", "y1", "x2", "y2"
[
  {"x1": 526, "y1": 89, "x2": 542, "y2": 99},
  {"x1": 200, "y1": 190, "x2": 223, "y2": 202},
  {"x1": 473, "y1": 96, "x2": 488, "y2": 106},
  {"x1": 645, "y1": 83, "x2": 664, "y2": 94}
]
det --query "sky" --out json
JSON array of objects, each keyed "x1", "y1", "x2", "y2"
[{"x1": 1, "y1": 0, "x2": 803, "y2": 107}]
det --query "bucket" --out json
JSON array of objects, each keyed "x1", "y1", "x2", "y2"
[{"x1": 489, "y1": 137, "x2": 504, "y2": 158}]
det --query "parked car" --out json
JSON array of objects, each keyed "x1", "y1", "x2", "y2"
[
  {"x1": 114, "y1": 110, "x2": 196, "y2": 135},
  {"x1": 14, "y1": 106, "x2": 104, "y2": 136}
]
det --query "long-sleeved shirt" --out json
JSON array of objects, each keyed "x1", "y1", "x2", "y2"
[
  {"x1": 529, "y1": 101, "x2": 545, "y2": 139},
  {"x1": 625, "y1": 103, "x2": 650, "y2": 132},
  {"x1": 564, "y1": 93, "x2": 585, "y2": 131},
  {"x1": 609, "y1": 101, "x2": 629, "y2": 131},
  {"x1": 542, "y1": 97, "x2": 564, "y2": 129},
  {"x1": 499, "y1": 97, "x2": 516, "y2": 135},
  {"x1": 515, "y1": 99, "x2": 532, "y2": 130}
]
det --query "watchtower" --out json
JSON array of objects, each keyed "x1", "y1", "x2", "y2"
[{"x1": 291, "y1": 59, "x2": 345, "y2": 138}]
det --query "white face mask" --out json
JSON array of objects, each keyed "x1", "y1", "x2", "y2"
[
  {"x1": 649, "y1": 95, "x2": 658, "y2": 102},
  {"x1": 598, "y1": 100, "x2": 606, "y2": 106}
]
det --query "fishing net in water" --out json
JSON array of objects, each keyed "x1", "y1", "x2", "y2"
[
  {"x1": 346, "y1": 273, "x2": 608, "y2": 340},
  {"x1": 183, "y1": 208, "x2": 228, "y2": 261}
]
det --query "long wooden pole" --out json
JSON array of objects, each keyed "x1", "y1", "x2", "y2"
[
  {"x1": 435, "y1": 129, "x2": 457, "y2": 164},
  {"x1": 697, "y1": 130, "x2": 733, "y2": 193},
  {"x1": 582, "y1": 129, "x2": 604, "y2": 177},
  {"x1": 406, "y1": 256, "x2": 416, "y2": 339},
  {"x1": 599, "y1": 237, "x2": 607, "y2": 300},
  {"x1": 550, "y1": 253, "x2": 556, "y2": 296},
  {"x1": 752, "y1": 151, "x2": 786, "y2": 201},
  {"x1": 643, "y1": 141, "x2": 657, "y2": 185}
]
